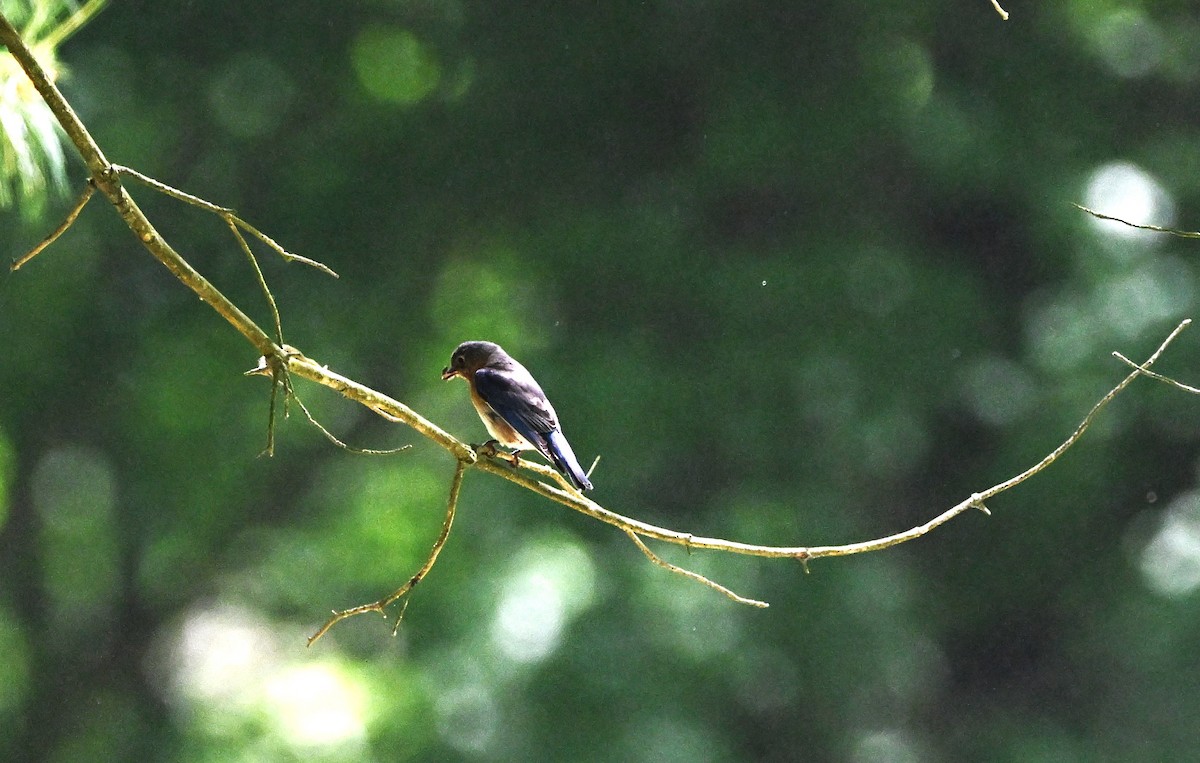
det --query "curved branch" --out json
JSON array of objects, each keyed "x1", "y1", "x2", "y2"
[{"x1": 282, "y1": 322, "x2": 1192, "y2": 565}]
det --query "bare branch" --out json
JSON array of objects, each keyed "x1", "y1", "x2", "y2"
[
  {"x1": 289, "y1": 385, "x2": 413, "y2": 456},
  {"x1": 626, "y1": 531, "x2": 769, "y2": 608},
  {"x1": 307, "y1": 460, "x2": 465, "y2": 646},
  {"x1": 1113, "y1": 351, "x2": 1200, "y2": 395},
  {"x1": 1074, "y1": 203, "x2": 1200, "y2": 240},
  {"x1": 113, "y1": 163, "x2": 339, "y2": 278},
  {"x1": 280, "y1": 319, "x2": 1196, "y2": 633},
  {"x1": 10, "y1": 181, "x2": 93, "y2": 271},
  {"x1": 0, "y1": 14, "x2": 277, "y2": 357},
  {"x1": 990, "y1": 0, "x2": 1009, "y2": 21}
]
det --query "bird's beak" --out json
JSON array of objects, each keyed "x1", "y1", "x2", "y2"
[{"x1": 441, "y1": 367, "x2": 459, "y2": 381}]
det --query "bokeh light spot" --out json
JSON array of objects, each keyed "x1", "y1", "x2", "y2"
[
  {"x1": 1087, "y1": 9, "x2": 1165, "y2": 79},
  {"x1": 492, "y1": 573, "x2": 565, "y2": 663},
  {"x1": 1095, "y1": 258, "x2": 1195, "y2": 340},
  {"x1": 208, "y1": 52, "x2": 296, "y2": 138},
  {"x1": 30, "y1": 446, "x2": 119, "y2": 627},
  {"x1": 263, "y1": 663, "x2": 368, "y2": 750},
  {"x1": 642, "y1": 569, "x2": 742, "y2": 660},
  {"x1": 618, "y1": 716, "x2": 727, "y2": 763},
  {"x1": 167, "y1": 604, "x2": 281, "y2": 710},
  {"x1": 435, "y1": 684, "x2": 498, "y2": 754},
  {"x1": 1025, "y1": 293, "x2": 1098, "y2": 373},
  {"x1": 490, "y1": 535, "x2": 596, "y2": 663},
  {"x1": 1138, "y1": 490, "x2": 1200, "y2": 598},
  {"x1": 158, "y1": 605, "x2": 375, "y2": 755},
  {"x1": 1083, "y1": 161, "x2": 1175, "y2": 246},
  {"x1": 851, "y1": 729, "x2": 923, "y2": 763},
  {"x1": 959, "y1": 354, "x2": 1038, "y2": 426},
  {"x1": 352, "y1": 25, "x2": 441, "y2": 105},
  {"x1": 864, "y1": 38, "x2": 934, "y2": 114},
  {"x1": 431, "y1": 252, "x2": 548, "y2": 349}
]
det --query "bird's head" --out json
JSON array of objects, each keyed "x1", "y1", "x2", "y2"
[{"x1": 441, "y1": 340, "x2": 506, "y2": 381}]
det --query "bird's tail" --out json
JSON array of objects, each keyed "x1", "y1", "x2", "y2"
[{"x1": 545, "y1": 430, "x2": 593, "y2": 491}]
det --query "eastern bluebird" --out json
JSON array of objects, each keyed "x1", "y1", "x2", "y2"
[{"x1": 441, "y1": 340, "x2": 594, "y2": 491}]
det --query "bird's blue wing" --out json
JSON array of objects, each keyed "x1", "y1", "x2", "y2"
[
  {"x1": 473, "y1": 367, "x2": 557, "y2": 448},
  {"x1": 474, "y1": 367, "x2": 593, "y2": 490}
]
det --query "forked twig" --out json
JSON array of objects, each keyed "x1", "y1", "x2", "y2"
[
  {"x1": 111, "y1": 164, "x2": 340, "y2": 277},
  {"x1": 307, "y1": 460, "x2": 466, "y2": 646},
  {"x1": 1113, "y1": 351, "x2": 1200, "y2": 395}
]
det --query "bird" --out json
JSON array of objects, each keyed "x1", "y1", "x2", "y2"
[{"x1": 441, "y1": 340, "x2": 594, "y2": 491}]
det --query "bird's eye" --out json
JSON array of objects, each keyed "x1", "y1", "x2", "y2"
[{"x1": 453, "y1": 355, "x2": 463, "y2": 368}]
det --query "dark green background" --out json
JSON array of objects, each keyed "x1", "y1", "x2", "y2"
[{"x1": 4, "y1": 1, "x2": 1200, "y2": 760}]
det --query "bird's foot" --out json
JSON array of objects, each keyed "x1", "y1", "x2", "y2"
[
  {"x1": 476, "y1": 440, "x2": 522, "y2": 467},
  {"x1": 476, "y1": 440, "x2": 523, "y2": 468}
]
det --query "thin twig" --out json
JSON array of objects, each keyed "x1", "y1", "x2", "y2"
[
  {"x1": 626, "y1": 530, "x2": 769, "y2": 608},
  {"x1": 1074, "y1": 204, "x2": 1200, "y2": 240},
  {"x1": 226, "y1": 218, "x2": 284, "y2": 346},
  {"x1": 110, "y1": 164, "x2": 230, "y2": 213},
  {"x1": 990, "y1": 0, "x2": 1009, "y2": 21},
  {"x1": 289, "y1": 387, "x2": 413, "y2": 455},
  {"x1": 41, "y1": 0, "x2": 108, "y2": 50},
  {"x1": 975, "y1": 319, "x2": 1191, "y2": 502},
  {"x1": 307, "y1": 460, "x2": 466, "y2": 646},
  {"x1": 10, "y1": 181, "x2": 94, "y2": 271},
  {"x1": 1113, "y1": 351, "x2": 1200, "y2": 395},
  {"x1": 263, "y1": 363, "x2": 281, "y2": 458},
  {"x1": 113, "y1": 164, "x2": 339, "y2": 277},
  {"x1": 233, "y1": 218, "x2": 338, "y2": 277}
]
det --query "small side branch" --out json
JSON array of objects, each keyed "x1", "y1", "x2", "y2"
[
  {"x1": 307, "y1": 459, "x2": 466, "y2": 646},
  {"x1": 626, "y1": 530, "x2": 769, "y2": 608},
  {"x1": 990, "y1": 0, "x2": 1009, "y2": 21},
  {"x1": 111, "y1": 164, "x2": 339, "y2": 278},
  {"x1": 976, "y1": 319, "x2": 1191, "y2": 501},
  {"x1": 289, "y1": 384, "x2": 414, "y2": 456},
  {"x1": 1074, "y1": 203, "x2": 1200, "y2": 240},
  {"x1": 1113, "y1": 351, "x2": 1200, "y2": 395},
  {"x1": 10, "y1": 181, "x2": 94, "y2": 270}
]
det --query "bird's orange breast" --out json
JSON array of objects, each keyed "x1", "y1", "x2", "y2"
[{"x1": 469, "y1": 382, "x2": 528, "y2": 449}]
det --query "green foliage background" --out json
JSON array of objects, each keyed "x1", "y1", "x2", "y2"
[{"x1": 4, "y1": 1, "x2": 1200, "y2": 760}]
